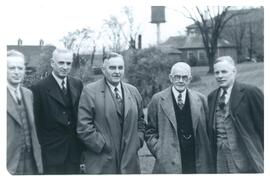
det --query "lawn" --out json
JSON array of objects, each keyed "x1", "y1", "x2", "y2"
[{"x1": 138, "y1": 62, "x2": 264, "y2": 173}]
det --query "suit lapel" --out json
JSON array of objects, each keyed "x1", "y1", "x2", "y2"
[
  {"x1": 209, "y1": 89, "x2": 219, "y2": 128},
  {"x1": 160, "y1": 87, "x2": 177, "y2": 132},
  {"x1": 46, "y1": 74, "x2": 66, "y2": 107},
  {"x1": 122, "y1": 83, "x2": 132, "y2": 119},
  {"x1": 21, "y1": 87, "x2": 35, "y2": 132},
  {"x1": 229, "y1": 82, "x2": 244, "y2": 112},
  {"x1": 67, "y1": 77, "x2": 77, "y2": 106},
  {"x1": 7, "y1": 89, "x2": 22, "y2": 126},
  {"x1": 188, "y1": 89, "x2": 200, "y2": 138}
]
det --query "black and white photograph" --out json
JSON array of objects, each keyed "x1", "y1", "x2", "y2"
[{"x1": 0, "y1": 0, "x2": 267, "y2": 178}]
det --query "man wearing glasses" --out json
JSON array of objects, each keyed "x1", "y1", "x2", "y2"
[{"x1": 145, "y1": 62, "x2": 214, "y2": 173}]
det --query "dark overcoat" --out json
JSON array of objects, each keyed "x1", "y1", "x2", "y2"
[
  {"x1": 31, "y1": 74, "x2": 83, "y2": 167},
  {"x1": 208, "y1": 82, "x2": 264, "y2": 172}
]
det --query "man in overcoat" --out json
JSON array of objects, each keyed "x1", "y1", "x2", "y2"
[
  {"x1": 31, "y1": 48, "x2": 83, "y2": 174},
  {"x1": 77, "y1": 52, "x2": 145, "y2": 174},
  {"x1": 208, "y1": 56, "x2": 263, "y2": 173},
  {"x1": 7, "y1": 50, "x2": 43, "y2": 174},
  {"x1": 145, "y1": 62, "x2": 214, "y2": 173}
]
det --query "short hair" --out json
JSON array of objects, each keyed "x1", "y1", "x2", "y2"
[
  {"x1": 52, "y1": 48, "x2": 73, "y2": 61},
  {"x1": 7, "y1": 49, "x2": 25, "y2": 59},
  {"x1": 103, "y1": 52, "x2": 122, "y2": 62},
  {"x1": 215, "y1": 56, "x2": 235, "y2": 67},
  {"x1": 170, "y1": 62, "x2": 191, "y2": 77},
  {"x1": 102, "y1": 52, "x2": 124, "y2": 69}
]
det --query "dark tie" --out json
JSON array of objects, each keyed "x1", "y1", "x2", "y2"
[
  {"x1": 61, "y1": 80, "x2": 67, "y2": 95},
  {"x1": 218, "y1": 89, "x2": 227, "y2": 109},
  {"x1": 14, "y1": 89, "x2": 21, "y2": 105},
  {"x1": 114, "y1": 87, "x2": 122, "y2": 103},
  {"x1": 177, "y1": 92, "x2": 184, "y2": 110}
]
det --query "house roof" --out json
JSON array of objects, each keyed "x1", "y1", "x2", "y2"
[
  {"x1": 162, "y1": 34, "x2": 234, "y2": 50},
  {"x1": 7, "y1": 45, "x2": 56, "y2": 67}
]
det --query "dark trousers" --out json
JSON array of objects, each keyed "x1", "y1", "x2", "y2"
[
  {"x1": 44, "y1": 161, "x2": 80, "y2": 174},
  {"x1": 16, "y1": 149, "x2": 37, "y2": 175}
]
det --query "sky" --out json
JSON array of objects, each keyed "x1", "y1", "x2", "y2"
[
  {"x1": 0, "y1": 0, "x2": 265, "y2": 51},
  {"x1": 0, "y1": 0, "x2": 193, "y2": 49}
]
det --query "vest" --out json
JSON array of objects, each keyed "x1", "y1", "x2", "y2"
[
  {"x1": 172, "y1": 90, "x2": 196, "y2": 173},
  {"x1": 215, "y1": 98, "x2": 251, "y2": 173}
]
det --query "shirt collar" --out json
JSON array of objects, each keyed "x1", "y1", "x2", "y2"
[
  {"x1": 7, "y1": 82, "x2": 20, "y2": 93},
  {"x1": 106, "y1": 81, "x2": 122, "y2": 97},
  {"x1": 52, "y1": 71, "x2": 67, "y2": 88},
  {"x1": 172, "y1": 86, "x2": 187, "y2": 103}
]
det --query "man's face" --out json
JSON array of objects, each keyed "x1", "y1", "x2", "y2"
[
  {"x1": 102, "y1": 56, "x2": 124, "y2": 86},
  {"x1": 214, "y1": 61, "x2": 236, "y2": 89},
  {"x1": 7, "y1": 56, "x2": 25, "y2": 87},
  {"x1": 51, "y1": 52, "x2": 73, "y2": 79},
  {"x1": 169, "y1": 66, "x2": 191, "y2": 92}
]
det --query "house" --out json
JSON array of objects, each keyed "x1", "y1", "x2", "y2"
[
  {"x1": 7, "y1": 39, "x2": 56, "y2": 75},
  {"x1": 160, "y1": 23, "x2": 237, "y2": 66}
]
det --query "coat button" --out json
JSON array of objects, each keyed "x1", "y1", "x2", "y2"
[
  {"x1": 63, "y1": 111, "x2": 66, "y2": 114},
  {"x1": 67, "y1": 121, "x2": 71, "y2": 125}
]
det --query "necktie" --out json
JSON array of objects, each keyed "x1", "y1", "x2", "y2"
[
  {"x1": 61, "y1": 80, "x2": 67, "y2": 95},
  {"x1": 218, "y1": 89, "x2": 227, "y2": 109},
  {"x1": 114, "y1": 87, "x2": 122, "y2": 103},
  {"x1": 15, "y1": 89, "x2": 21, "y2": 105},
  {"x1": 177, "y1": 92, "x2": 184, "y2": 110}
]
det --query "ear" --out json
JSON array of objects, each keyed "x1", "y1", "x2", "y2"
[
  {"x1": 50, "y1": 58, "x2": 54, "y2": 68},
  {"x1": 169, "y1": 74, "x2": 173, "y2": 83},
  {"x1": 188, "y1": 75, "x2": 192, "y2": 83}
]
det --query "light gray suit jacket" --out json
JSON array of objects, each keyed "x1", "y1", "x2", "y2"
[
  {"x1": 145, "y1": 87, "x2": 215, "y2": 173},
  {"x1": 7, "y1": 87, "x2": 43, "y2": 174}
]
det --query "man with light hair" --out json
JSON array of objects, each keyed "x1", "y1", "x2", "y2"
[
  {"x1": 31, "y1": 47, "x2": 84, "y2": 174},
  {"x1": 7, "y1": 50, "x2": 43, "y2": 174},
  {"x1": 208, "y1": 56, "x2": 263, "y2": 173},
  {"x1": 145, "y1": 62, "x2": 214, "y2": 173}
]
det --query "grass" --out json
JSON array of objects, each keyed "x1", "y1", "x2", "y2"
[{"x1": 139, "y1": 62, "x2": 264, "y2": 173}]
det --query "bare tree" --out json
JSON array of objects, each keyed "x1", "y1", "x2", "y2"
[
  {"x1": 102, "y1": 6, "x2": 141, "y2": 52},
  {"x1": 103, "y1": 15, "x2": 126, "y2": 53},
  {"x1": 184, "y1": 6, "x2": 242, "y2": 73},
  {"x1": 61, "y1": 27, "x2": 98, "y2": 80}
]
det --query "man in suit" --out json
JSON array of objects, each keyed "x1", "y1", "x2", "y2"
[
  {"x1": 31, "y1": 48, "x2": 83, "y2": 174},
  {"x1": 145, "y1": 62, "x2": 214, "y2": 174},
  {"x1": 208, "y1": 56, "x2": 263, "y2": 173},
  {"x1": 7, "y1": 50, "x2": 43, "y2": 175},
  {"x1": 77, "y1": 52, "x2": 145, "y2": 174}
]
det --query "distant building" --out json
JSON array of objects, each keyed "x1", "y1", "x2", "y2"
[
  {"x1": 7, "y1": 39, "x2": 55, "y2": 74},
  {"x1": 159, "y1": 23, "x2": 236, "y2": 66}
]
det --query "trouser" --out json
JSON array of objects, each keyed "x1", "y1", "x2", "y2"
[
  {"x1": 16, "y1": 148, "x2": 37, "y2": 175},
  {"x1": 44, "y1": 160, "x2": 80, "y2": 174}
]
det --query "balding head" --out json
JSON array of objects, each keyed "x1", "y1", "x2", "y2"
[
  {"x1": 169, "y1": 62, "x2": 192, "y2": 92},
  {"x1": 170, "y1": 62, "x2": 191, "y2": 78}
]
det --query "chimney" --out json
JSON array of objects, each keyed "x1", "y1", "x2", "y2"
[
  {"x1": 40, "y1": 39, "x2": 44, "y2": 46},
  {"x1": 138, "y1": 34, "x2": 142, "y2": 49},
  {"x1": 18, "y1": 38, "x2": 22, "y2": 46}
]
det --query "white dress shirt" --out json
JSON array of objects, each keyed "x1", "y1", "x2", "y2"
[
  {"x1": 52, "y1": 71, "x2": 67, "y2": 90},
  {"x1": 172, "y1": 86, "x2": 187, "y2": 104},
  {"x1": 107, "y1": 82, "x2": 123, "y2": 99}
]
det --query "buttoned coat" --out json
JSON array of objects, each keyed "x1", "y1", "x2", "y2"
[
  {"x1": 77, "y1": 78, "x2": 145, "y2": 174},
  {"x1": 145, "y1": 87, "x2": 215, "y2": 173},
  {"x1": 7, "y1": 87, "x2": 43, "y2": 174},
  {"x1": 31, "y1": 74, "x2": 83, "y2": 167},
  {"x1": 208, "y1": 82, "x2": 264, "y2": 172}
]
